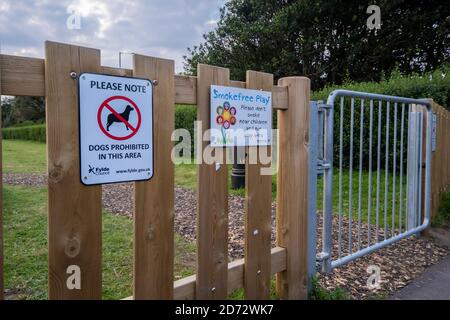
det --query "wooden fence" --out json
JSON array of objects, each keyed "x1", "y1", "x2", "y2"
[
  {"x1": 430, "y1": 100, "x2": 450, "y2": 220},
  {"x1": 0, "y1": 41, "x2": 310, "y2": 300}
]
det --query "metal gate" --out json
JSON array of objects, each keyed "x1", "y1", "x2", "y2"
[{"x1": 309, "y1": 90, "x2": 433, "y2": 274}]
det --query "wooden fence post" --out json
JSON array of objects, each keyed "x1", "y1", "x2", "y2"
[
  {"x1": 0, "y1": 62, "x2": 3, "y2": 300},
  {"x1": 196, "y1": 64, "x2": 230, "y2": 299},
  {"x1": 45, "y1": 41, "x2": 102, "y2": 299},
  {"x1": 276, "y1": 76, "x2": 310, "y2": 300},
  {"x1": 133, "y1": 55, "x2": 175, "y2": 299},
  {"x1": 244, "y1": 71, "x2": 273, "y2": 299}
]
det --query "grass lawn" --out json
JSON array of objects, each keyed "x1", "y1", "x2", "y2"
[
  {"x1": 317, "y1": 169, "x2": 408, "y2": 229},
  {"x1": 2, "y1": 140, "x2": 274, "y2": 197},
  {"x1": 3, "y1": 139, "x2": 393, "y2": 300},
  {"x1": 3, "y1": 185, "x2": 196, "y2": 300},
  {"x1": 175, "y1": 163, "x2": 277, "y2": 198},
  {"x1": 3, "y1": 139, "x2": 404, "y2": 228},
  {"x1": 3, "y1": 140, "x2": 46, "y2": 173}
]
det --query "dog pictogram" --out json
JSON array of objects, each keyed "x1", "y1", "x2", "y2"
[
  {"x1": 97, "y1": 96, "x2": 142, "y2": 141},
  {"x1": 107, "y1": 105, "x2": 134, "y2": 131}
]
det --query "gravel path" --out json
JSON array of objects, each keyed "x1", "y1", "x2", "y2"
[{"x1": 4, "y1": 173, "x2": 450, "y2": 299}]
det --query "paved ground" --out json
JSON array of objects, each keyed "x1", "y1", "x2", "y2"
[{"x1": 390, "y1": 254, "x2": 450, "y2": 300}]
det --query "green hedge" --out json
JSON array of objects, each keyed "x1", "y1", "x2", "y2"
[
  {"x1": 4, "y1": 66, "x2": 449, "y2": 165},
  {"x1": 2, "y1": 124, "x2": 46, "y2": 142},
  {"x1": 312, "y1": 66, "x2": 450, "y2": 107},
  {"x1": 312, "y1": 66, "x2": 450, "y2": 169}
]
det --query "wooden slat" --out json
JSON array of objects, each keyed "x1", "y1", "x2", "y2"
[
  {"x1": 276, "y1": 76, "x2": 310, "y2": 299},
  {"x1": 244, "y1": 71, "x2": 273, "y2": 299},
  {"x1": 196, "y1": 64, "x2": 230, "y2": 299},
  {"x1": 100, "y1": 66, "x2": 132, "y2": 77},
  {"x1": 46, "y1": 41, "x2": 102, "y2": 299},
  {"x1": 123, "y1": 247, "x2": 287, "y2": 300},
  {"x1": 230, "y1": 80, "x2": 245, "y2": 88},
  {"x1": 428, "y1": 100, "x2": 450, "y2": 222},
  {"x1": 0, "y1": 54, "x2": 45, "y2": 96},
  {"x1": 133, "y1": 54, "x2": 175, "y2": 299},
  {"x1": 0, "y1": 54, "x2": 288, "y2": 109},
  {"x1": 173, "y1": 275, "x2": 197, "y2": 300},
  {"x1": 272, "y1": 85, "x2": 288, "y2": 110},
  {"x1": 0, "y1": 60, "x2": 3, "y2": 300},
  {"x1": 175, "y1": 75, "x2": 197, "y2": 105}
]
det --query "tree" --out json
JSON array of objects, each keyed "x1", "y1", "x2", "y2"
[
  {"x1": 184, "y1": 0, "x2": 450, "y2": 90},
  {"x1": 1, "y1": 96, "x2": 45, "y2": 127}
]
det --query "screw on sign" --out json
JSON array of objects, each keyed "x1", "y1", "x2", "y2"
[{"x1": 97, "y1": 95, "x2": 142, "y2": 141}]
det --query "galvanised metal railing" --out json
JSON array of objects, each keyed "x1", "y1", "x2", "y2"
[{"x1": 315, "y1": 90, "x2": 432, "y2": 273}]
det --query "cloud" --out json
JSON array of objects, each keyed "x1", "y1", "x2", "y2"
[{"x1": 0, "y1": 0, "x2": 226, "y2": 72}]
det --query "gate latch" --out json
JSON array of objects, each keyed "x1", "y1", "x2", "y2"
[
  {"x1": 317, "y1": 102, "x2": 332, "y2": 112},
  {"x1": 317, "y1": 159, "x2": 332, "y2": 173}
]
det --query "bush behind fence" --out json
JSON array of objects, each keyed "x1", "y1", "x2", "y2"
[
  {"x1": 3, "y1": 66, "x2": 449, "y2": 168},
  {"x1": 2, "y1": 124, "x2": 46, "y2": 142}
]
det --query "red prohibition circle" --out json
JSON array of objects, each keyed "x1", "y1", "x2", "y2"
[{"x1": 97, "y1": 95, "x2": 142, "y2": 141}]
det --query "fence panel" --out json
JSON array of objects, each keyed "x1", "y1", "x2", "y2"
[
  {"x1": 431, "y1": 101, "x2": 450, "y2": 219},
  {"x1": 0, "y1": 46, "x2": 299, "y2": 300},
  {"x1": 0, "y1": 63, "x2": 3, "y2": 300},
  {"x1": 46, "y1": 41, "x2": 102, "y2": 299},
  {"x1": 196, "y1": 64, "x2": 230, "y2": 299},
  {"x1": 276, "y1": 77, "x2": 311, "y2": 299},
  {"x1": 244, "y1": 71, "x2": 273, "y2": 299},
  {"x1": 133, "y1": 55, "x2": 175, "y2": 299}
]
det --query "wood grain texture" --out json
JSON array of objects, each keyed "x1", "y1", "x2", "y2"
[
  {"x1": 272, "y1": 85, "x2": 288, "y2": 110},
  {"x1": 175, "y1": 75, "x2": 197, "y2": 105},
  {"x1": 0, "y1": 54, "x2": 45, "y2": 97},
  {"x1": 100, "y1": 66, "x2": 132, "y2": 77},
  {"x1": 244, "y1": 71, "x2": 273, "y2": 299},
  {"x1": 196, "y1": 64, "x2": 230, "y2": 299},
  {"x1": 133, "y1": 54, "x2": 175, "y2": 299},
  {"x1": 276, "y1": 76, "x2": 310, "y2": 300},
  {"x1": 0, "y1": 61, "x2": 3, "y2": 300},
  {"x1": 123, "y1": 247, "x2": 287, "y2": 300},
  {"x1": 0, "y1": 54, "x2": 289, "y2": 109},
  {"x1": 230, "y1": 80, "x2": 246, "y2": 88},
  {"x1": 45, "y1": 41, "x2": 102, "y2": 300},
  {"x1": 428, "y1": 100, "x2": 450, "y2": 221}
]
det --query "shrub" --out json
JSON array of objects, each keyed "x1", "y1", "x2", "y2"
[
  {"x1": 433, "y1": 190, "x2": 450, "y2": 228},
  {"x1": 2, "y1": 124, "x2": 46, "y2": 142},
  {"x1": 10, "y1": 120, "x2": 39, "y2": 128},
  {"x1": 174, "y1": 105, "x2": 197, "y2": 156},
  {"x1": 312, "y1": 65, "x2": 450, "y2": 106},
  {"x1": 312, "y1": 65, "x2": 450, "y2": 169}
]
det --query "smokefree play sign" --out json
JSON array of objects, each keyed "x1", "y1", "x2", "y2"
[
  {"x1": 78, "y1": 73, "x2": 154, "y2": 185},
  {"x1": 210, "y1": 85, "x2": 272, "y2": 147}
]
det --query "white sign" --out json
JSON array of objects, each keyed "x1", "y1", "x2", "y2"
[
  {"x1": 210, "y1": 85, "x2": 272, "y2": 147},
  {"x1": 79, "y1": 73, "x2": 153, "y2": 185},
  {"x1": 432, "y1": 112, "x2": 437, "y2": 152}
]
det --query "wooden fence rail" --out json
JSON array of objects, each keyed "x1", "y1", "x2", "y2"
[
  {"x1": 0, "y1": 54, "x2": 289, "y2": 110},
  {"x1": 0, "y1": 41, "x2": 310, "y2": 300}
]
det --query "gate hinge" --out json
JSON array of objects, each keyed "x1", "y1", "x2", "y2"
[
  {"x1": 316, "y1": 252, "x2": 330, "y2": 262},
  {"x1": 317, "y1": 102, "x2": 332, "y2": 112},
  {"x1": 316, "y1": 252, "x2": 332, "y2": 273},
  {"x1": 317, "y1": 159, "x2": 332, "y2": 172}
]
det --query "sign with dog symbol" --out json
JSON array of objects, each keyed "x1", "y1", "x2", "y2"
[{"x1": 79, "y1": 73, "x2": 154, "y2": 185}]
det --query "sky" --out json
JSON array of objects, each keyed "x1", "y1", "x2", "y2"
[{"x1": 0, "y1": 0, "x2": 226, "y2": 73}]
